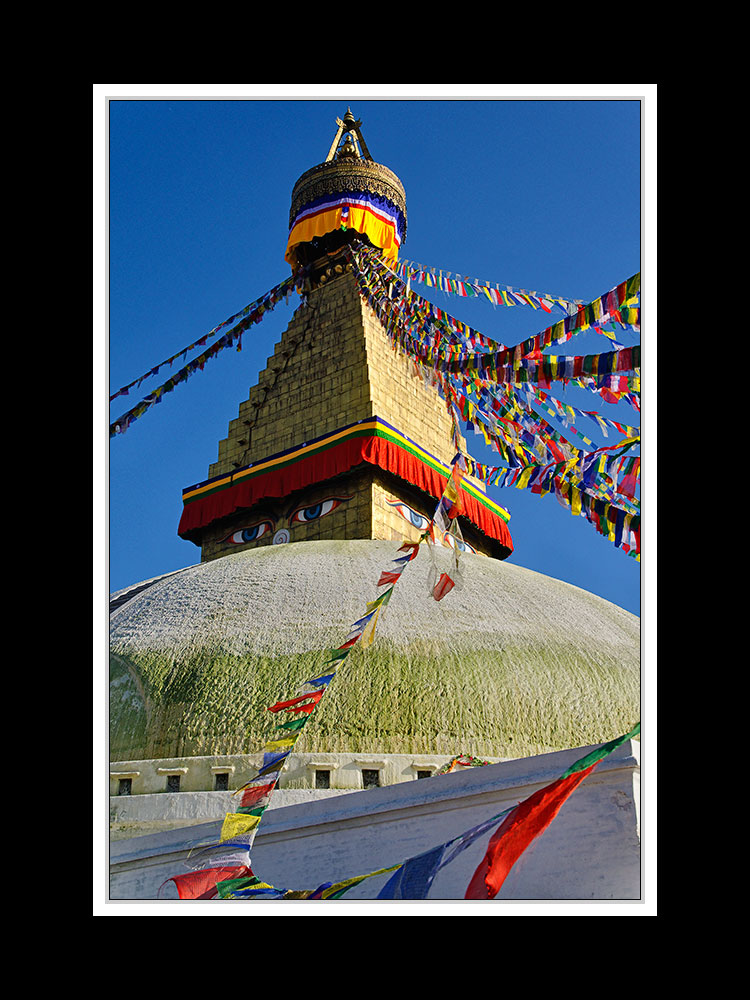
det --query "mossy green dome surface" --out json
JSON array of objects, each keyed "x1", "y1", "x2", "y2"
[{"x1": 109, "y1": 540, "x2": 640, "y2": 762}]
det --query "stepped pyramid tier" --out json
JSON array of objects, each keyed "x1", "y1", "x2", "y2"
[
  {"x1": 178, "y1": 273, "x2": 514, "y2": 563},
  {"x1": 178, "y1": 111, "x2": 513, "y2": 565}
]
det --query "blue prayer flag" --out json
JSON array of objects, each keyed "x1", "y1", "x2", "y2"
[{"x1": 376, "y1": 845, "x2": 448, "y2": 900}]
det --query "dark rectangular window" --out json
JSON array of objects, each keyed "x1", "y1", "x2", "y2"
[
  {"x1": 214, "y1": 772, "x2": 229, "y2": 791},
  {"x1": 118, "y1": 778, "x2": 132, "y2": 796},
  {"x1": 315, "y1": 770, "x2": 330, "y2": 789},
  {"x1": 416, "y1": 770, "x2": 431, "y2": 780},
  {"x1": 362, "y1": 769, "x2": 380, "y2": 789},
  {"x1": 166, "y1": 774, "x2": 181, "y2": 792}
]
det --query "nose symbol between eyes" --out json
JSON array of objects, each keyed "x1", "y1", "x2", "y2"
[{"x1": 273, "y1": 528, "x2": 290, "y2": 545}]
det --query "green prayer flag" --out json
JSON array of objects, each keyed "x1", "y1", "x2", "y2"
[
  {"x1": 277, "y1": 717, "x2": 308, "y2": 732},
  {"x1": 327, "y1": 646, "x2": 352, "y2": 662},
  {"x1": 216, "y1": 876, "x2": 264, "y2": 899},
  {"x1": 561, "y1": 722, "x2": 640, "y2": 778}
]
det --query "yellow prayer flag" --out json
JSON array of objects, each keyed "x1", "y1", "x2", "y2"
[
  {"x1": 263, "y1": 737, "x2": 297, "y2": 752},
  {"x1": 220, "y1": 812, "x2": 262, "y2": 842},
  {"x1": 359, "y1": 607, "x2": 380, "y2": 649},
  {"x1": 516, "y1": 466, "x2": 534, "y2": 490},
  {"x1": 571, "y1": 486, "x2": 582, "y2": 517}
]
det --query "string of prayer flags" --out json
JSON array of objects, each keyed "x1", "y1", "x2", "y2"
[
  {"x1": 437, "y1": 754, "x2": 494, "y2": 773},
  {"x1": 349, "y1": 243, "x2": 640, "y2": 558},
  {"x1": 167, "y1": 687, "x2": 640, "y2": 898},
  {"x1": 464, "y1": 723, "x2": 640, "y2": 899},
  {"x1": 396, "y1": 258, "x2": 584, "y2": 314},
  {"x1": 163, "y1": 531, "x2": 427, "y2": 900},
  {"x1": 109, "y1": 274, "x2": 299, "y2": 403},
  {"x1": 357, "y1": 245, "x2": 640, "y2": 370},
  {"x1": 110, "y1": 273, "x2": 304, "y2": 437},
  {"x1": 215, "y1": 862, "x2": 404, "y2": 900},
  {"x1": 423, "y1": 455, "x2": 470, "y2": 601},
  {"x1": 214, "y1": 723, "x2": 641, "y2": 900},
  {"x1": 161, "y1": 241, "x2": 641, "y2": 898}
]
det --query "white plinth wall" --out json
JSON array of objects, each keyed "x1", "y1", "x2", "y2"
[{"x1": 108, "y1": 739, "x2": 640, "y2": 902}]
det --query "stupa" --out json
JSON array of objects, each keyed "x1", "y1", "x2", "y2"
[
  {"x1": 109, "y1": 110, "x2": 639, "y2": 843},
  {"x1": 176, "y1": 108, "x2": 513, "y2": 566}
]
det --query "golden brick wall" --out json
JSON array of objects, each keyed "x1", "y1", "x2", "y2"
[
  {"x1": 208, "y1": 271, "x2": 456, "y2": 481},
  {"x1": 200, "y1": 269, "x2": 491, "y2": 562}
]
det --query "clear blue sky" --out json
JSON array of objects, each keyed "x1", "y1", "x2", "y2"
[{"x1": 102, "y1": 88, "x2": 649, "y2": 617}]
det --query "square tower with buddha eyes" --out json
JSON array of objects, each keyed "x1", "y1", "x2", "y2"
[{"x1": 177, "y1": 110, "x2": 513, "y2": 564}]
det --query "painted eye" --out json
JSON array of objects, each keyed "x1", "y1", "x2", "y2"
[
  {"x1": 386, "y1": 500, "x2": 431, "y2": 531},
  {"x1": 290, "y1": 497, "x2": 349, "y2": 524},
  {"x1": 444, "y1": 533, "x2": 476, "y2": 554},
  {"x1": 224, "y1": 521, "x2": 273, "y2": 545}
]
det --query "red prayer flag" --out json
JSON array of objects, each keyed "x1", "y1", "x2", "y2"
[
  {"x1": 433, "y1": 572, "x2": 455, "y2": 601},
  {"x1": 398, "y1": 542, "x2": 420, "y2": 557},
  {"x1": 378, "y1": 570, "x2": 402, "y2": 586},
  {"x1": 286, "y1": 701, "x2": 320, "y2": 715},
  {"x1": 338, "y1": 636, "x2": 361, "y2": 649},
  {"x1": 599, "y1": 387, "x2": 621, "y2": 405},
  {"x1": 238, "y1": 782, "x2": 276, "y2": 809},
  {"x1": 464, "y1": 764, "x2": 598, "y2": 899},
  {"x1": 165, "y1": 865, "x2": 253, "y2": 900},
  {"x1": 267, "y1": 690, "x2": 324, "y2": 713},
  {"x1": 619, "y1": 458, "x2": 640, "y2": 499}
]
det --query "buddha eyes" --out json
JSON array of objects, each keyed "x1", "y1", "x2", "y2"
[
  {"x1": 224, "y1": 497, "x2": 350, "y2": 546},
  {"x1": 386, "y1": 500, "x2": 431, "y2": 531},
  {"x1": 445, "y1": 533, "x2": 476, "y2": 555},
  {"x1": 290, "y1": 497, "x2": 349, "y2": 524},
  {"x1": 386, "y1": 498, "x2": 476, "y2": 553},
  {"x1": 225, "y1": 521, "x2": 274, "y2": 544}
]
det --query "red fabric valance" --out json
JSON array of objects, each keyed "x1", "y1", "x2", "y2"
[{"x1": 178, "y1": 428, "x2": 513, "y2": 556}]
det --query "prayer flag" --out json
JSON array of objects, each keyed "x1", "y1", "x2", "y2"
[
  {"x1": 359, "y1": 607, "x2": 381, "y2": 648},
  {"x1": 433, "y1": 572, "x2": 455, "y2": 601},
  {"x1": 277, "y1": 716, "x2": 308, "y2": 732},
  {"x1": 263, "y1": 737, "x2": 296, "y2": 752},
  {"x1": 255, "y1": 750, "x2": 291, "y2": 777},
  {"x1": 464, "y1": 766, "x2": 597, "y2": 899},
  {"x1": 162, "y1": 865, "x2": 252, "y2": 900},
  {"x1": 307, "y1": 672, "x2": 336, "y2": 687},
  {"x1": 267, "y1": 690, "x2": 324, "y2": 713},
  {"x1": 465, "y1": 724, "x2": 639, "y2": 899},
  {"x1": 376, "y1": 845, "x2": 449, "y2": 899},
  {"x1": 237, "y1": 782, "x2": 276, "y2": 810},
  {"x1": 366, "y1": 585, "x2": 394, "y2": 611},
  {"x1": 221, "y1": 812, "x2": 263, "y2": 842}
]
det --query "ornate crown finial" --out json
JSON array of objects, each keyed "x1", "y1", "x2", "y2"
[{"x1": 325, "y1": 108, "x2": 373, "y2": 163}]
